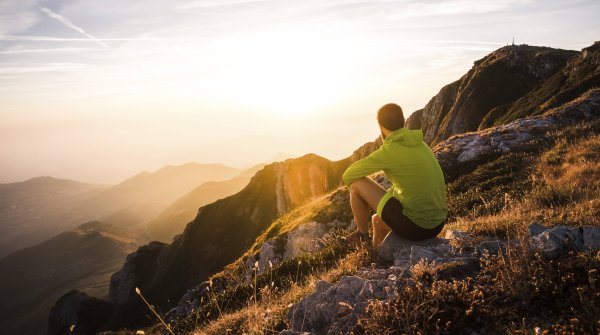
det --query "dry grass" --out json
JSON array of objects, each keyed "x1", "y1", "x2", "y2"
[
  {"x1": 357, "y1": 245, "x2": 600, "y2": 335},
  {"x1": 189, "y1": 248, "x2": 372, "y2": 334}
]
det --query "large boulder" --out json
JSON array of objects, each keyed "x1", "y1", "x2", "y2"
[
  {"x1": 286, "y1": 276, "x2": 397, "y2": 335},
  {"x1": 47, "y1": 290, "x2": 114, "y2": 335},
  {"x1": 531, "y1": 225, "x2": 600, "y2": 258}
]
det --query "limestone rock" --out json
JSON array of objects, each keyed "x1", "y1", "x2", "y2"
[
  {"x1": 445, "y1": 229, "x2": 471, "y2": 241},
  {"x1": 434, "y1": 89, "x2": 600, "y2": 178},
  {"x1": 378, "y1": 232, "x2": 447, "y2": 263},
  {"x1": 531, "y1": 225, "x2": 584, "y2": 258},
  {"x1": 287, "y1": 276, "x2": 396, "y2": 335},
  {"x1": 284, "y1": 221, "x2": 326, "y2": 259},
  {"x1": 583, "y1": 226, "x2": 600, "y2": 250},
  {"x1": 528, "y1": 222, "x2": 548, "y2": 236},
  {"x1": 477, "y1": 240, "x2": 506, "y2": 255}
]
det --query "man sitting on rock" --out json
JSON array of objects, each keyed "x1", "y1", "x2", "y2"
[{"x1": 342, "y1": 103, "x2": 447, "y2": 247}]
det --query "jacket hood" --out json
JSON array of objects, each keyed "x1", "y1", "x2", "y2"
[{"x1": 384, "y1": 128, "x2": 424, "y2": 146}]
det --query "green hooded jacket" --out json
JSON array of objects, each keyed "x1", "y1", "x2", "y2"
[{"x1": 342, "y1": 128, "x2": 447, "y2": 229}]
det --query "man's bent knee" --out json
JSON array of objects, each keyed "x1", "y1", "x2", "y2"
[{"x1": 349, "y1": 177, "x2": 369, "y2": 192}]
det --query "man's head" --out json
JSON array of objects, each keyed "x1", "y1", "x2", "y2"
[{"x1": 377, "y1": 103, "x2": 404, "y2": 137}]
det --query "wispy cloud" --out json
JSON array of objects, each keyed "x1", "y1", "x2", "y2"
[
  {"x1": 38, "y1": 6, "x2": 110, "y2": 49},
  {"x1": 0, "y1": 47, "x2": 106, "y2": 54},
  {"x1": 176, "y1": 0, "x2": 273, "y2": 10},
  {"x1": 0, "y1": 34, "x2": 207, "y2": 42},
  {"x1": 0, "y1": 62, "x2": 89, "y2": 74}
]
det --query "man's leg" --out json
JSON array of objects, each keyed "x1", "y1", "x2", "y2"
[
  {"x1": 349, "y1": 177, "x2": 387, "y2": 236},
  {"x1": 372, "y1": 214, "x2": 391, "y2": 247}
]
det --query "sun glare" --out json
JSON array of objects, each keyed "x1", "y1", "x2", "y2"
[{"x1": 212, "y1": 28, "x2": 357, "y2": 118}]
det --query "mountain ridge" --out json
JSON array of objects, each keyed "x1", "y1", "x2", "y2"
[{"x1": 405, "y1": 44, "x2": 579, "y2": 144}]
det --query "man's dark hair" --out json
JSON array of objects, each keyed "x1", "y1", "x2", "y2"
[{"x1": 377, "y1": 103, "x2": 405, "y2": 131}]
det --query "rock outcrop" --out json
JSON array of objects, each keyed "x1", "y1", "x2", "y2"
[
  {"x1": 405, "y1": 45, "x2": 578, "y2": 144},
  {"x1": 281, "y1": 224, "x2": 600, "y2": 335},
  {"x1": 433, "y1": 88, "x2": 600, "y2": 178},
  {"x1": 108, "y1": 241, "x2": 167, "y2": 304},
  {"x1": 531, "y1": 225, "x2": 600, "y2": 258},
  {"x1": 47, "y1": 290, "x2": 114, "y2": 335}
]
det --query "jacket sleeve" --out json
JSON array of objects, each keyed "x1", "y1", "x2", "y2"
[{"x1": 342, "y1": 147, "x2": 387, "y2": 187}]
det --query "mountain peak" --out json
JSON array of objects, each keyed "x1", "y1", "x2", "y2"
[{"x1": 406, "y1": 43, "x2": 579, "y2": 144}]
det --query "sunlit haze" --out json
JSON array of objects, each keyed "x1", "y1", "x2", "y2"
[{"x1": 1, "y1": 0, "x2": 599, "y2": 184}]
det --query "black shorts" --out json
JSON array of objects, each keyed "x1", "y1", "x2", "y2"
[{"x1": 380, "y1": 197, "x2": 444, "y2": 241}]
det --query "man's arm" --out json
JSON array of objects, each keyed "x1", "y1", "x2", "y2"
[{"x1": 342, "y1": 148, "x2": 387, "y2": 187}]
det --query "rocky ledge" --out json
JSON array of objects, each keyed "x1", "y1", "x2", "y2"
[
  {"x1": 280, "y1": 223, "x2": 600, "y2": 335},
  {"x1": 433, "y1": 88, "x2": 600, "y2": 175}
]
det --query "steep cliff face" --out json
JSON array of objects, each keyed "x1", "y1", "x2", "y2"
[
  {"x1": 405, "y1": 45, "x2": 578, "y2": 144},
  {"x1": 491, "y1": 41, "x2": 600, "y2": 126}
]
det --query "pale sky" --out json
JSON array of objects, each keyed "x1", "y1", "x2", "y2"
[{"x1": 1, "y1": 0, "x2": 599, "y2": 184}]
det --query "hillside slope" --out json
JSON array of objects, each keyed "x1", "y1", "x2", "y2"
[
  {"x1": 100, "y1": 154, "x2": 354, "y2": 330},
  {"x1": 0, "y1": 177, "x2": 106, "y2": 257},
  {"x1": 0, "y1": 221, "x2": 145, "y2": 335}
]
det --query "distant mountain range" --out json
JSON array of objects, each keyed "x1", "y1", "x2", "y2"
[
  {"x1": 75, "y1": 162, "x2": 242, "y2": 230},
  {"x1": 0, "y1": 177, "x2": 106, "y2": 258},
  {"x1": 0, "y1": 163, "x2": 242, "y2": 258},
  {"x1": 0, "y1": 162, "x2": 247, "y2": 335},
  {"x1": 0, "y1": 221, "x2": 145, "y2": 335}
]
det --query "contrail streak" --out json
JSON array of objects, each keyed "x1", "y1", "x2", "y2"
[{"x1": 38, "y1": 7, "x2": 111, "y2": 49}]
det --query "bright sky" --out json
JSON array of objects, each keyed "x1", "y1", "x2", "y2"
[{"x1": 1, "y1": 0, "x2": 599, "y2": 184}]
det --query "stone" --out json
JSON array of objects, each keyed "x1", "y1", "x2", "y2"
[
  {"x1": 48, "y1": 290, "x2": 115, "y2": 335},
  {"x1": 378, "y1": 232, "x2": 447, "y2": 262},
  {"x1": 531, "y1": 225, "x2": 584, "y2": 258},
  {"x1": 528, "y1": 222, "x2": 548, "y2": 237},
  {"x1": 286, "y1": 275, "x2": 396, "y2": 335},
  {"x1": 582, "y1": 226, "x2": 600, "y2": 251},
  {"x1": 245, "y1": 239, "x2": 282, "y2": 281},
  {"x1": 284, "y1": 221, "x2": 325, "y2": 259},
  {"x1": 279, "y1": 331, "x2": 315, "y2": 335},
  {"x1": 410, "y1": 245, "x2": 445, "y2": 263},
  {"x1": 477, "y1": 240, "x2": 507, "y2": 255},
  {"x1": 444, "y1": 229, "x2": 471, "y2": 241}
]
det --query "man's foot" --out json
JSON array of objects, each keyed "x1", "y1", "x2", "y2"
[{"x1": 341, "y1": 230, "x2": 370, "y2": 249}]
